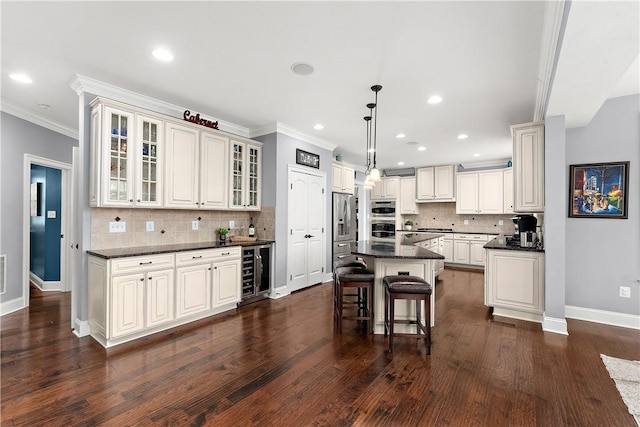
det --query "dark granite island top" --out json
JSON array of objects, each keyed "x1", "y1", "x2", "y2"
[
  {"x1": 353, "y1": 237, "x2": 445, "y2": 260},
  {"x1": 484, "y1": 235, "x2": 545, "y2": 253},
  {"x1": 87, "y1": 240, "x2": 275, "y2": 260}
]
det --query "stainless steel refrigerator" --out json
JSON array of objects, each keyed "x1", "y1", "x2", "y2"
[{"x1": 332, "y1": 192, "x2": 357, "y2": 266}]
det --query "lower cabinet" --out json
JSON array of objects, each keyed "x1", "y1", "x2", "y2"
[
  {"x1": 88, "y1": 247, "x2": 241, "y2": 348},
  {"x1": 485, "y1": 249, "x2": 544, "y2": 322},
  {"x1": 451, "y1": 234, "x2": 493, "y2": 267}
]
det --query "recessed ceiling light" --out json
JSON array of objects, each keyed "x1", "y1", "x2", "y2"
[
  {"x1": 457, "y1": 134, "x2": 469, "y2": 140},
  {"x1": 427, "y1": 95, "x2": 442, "y2": 104},
  {"x1": 396, "y1": 133, "x2": 405, "y2": 139},
  {"x1": 38, "y1": 103, "x2": 51, "y2": 110},
  {"x1": 10, "y1": 73, "x2": 32, "y2": 84},
  {"x1": 398, "y1": 161, "x2": 405, "y2": 166},
  {"x1": 291, "y1": 62, "x2": 314, "y2": 75},
  {"x1": 152, "y1": 48, "x2": 174, "y2": 62},
  {"x1": 417, "y1": 146, "x2": 426, "y2": 151},
  {"x1": 473, "y1": 153, "x2": 481, "y2": 157},
  {"x1": 406, "y1": 141, "x2": 418, "y2": 146},
  {"x1": 313, "y1": 124, "x2": 324, "y2": 130}
]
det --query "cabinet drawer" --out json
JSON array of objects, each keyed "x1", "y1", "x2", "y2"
[
  {"x1": 176, "y1": 247, "x2": 241, "y2": 265},
  {"x1": 111, "y1": 254, "x2": 175, "y2": 274},
  {"x1": 454, "y1": 234, "x2": 488, "y2": 241}
]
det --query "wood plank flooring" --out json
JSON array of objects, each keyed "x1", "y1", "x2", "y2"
[{"x1": 2, "y1": 269, "x2": 639, "y2": 426}]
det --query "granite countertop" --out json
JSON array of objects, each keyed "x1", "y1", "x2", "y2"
[
  {"x1": 353, "y1": 239, "x2": 444, "y2": 260},
  {"x1": 484, "y1": 235, "x2": 545, "y2": 253},
  {"x1": 397, "y1": 229, "x2": 500, "y2": 236},
  {"x1": 87, "y1": 239, "x2": 275, "y2": 259},
  {"x1": 398, "y1": 233, "x2": 444, "y2": 245}
]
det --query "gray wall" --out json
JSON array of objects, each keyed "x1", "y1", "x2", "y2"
[
  {"x1": 563, "y1": 95, "x2": 639, "y2": 315},
  {"x1": 0, "y1": 112, "x2": 78, "y2": 303}
]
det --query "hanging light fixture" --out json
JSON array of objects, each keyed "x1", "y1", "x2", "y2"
[
  {"x1": 363, "y1": 115, "x2": 374, "y2": 189},
  {"x1": 369, "y1": 85, "x2": 383, "y2": 182}
]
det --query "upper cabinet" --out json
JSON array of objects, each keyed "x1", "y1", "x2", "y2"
[
  {"x1": 511, "y1": 122, "x2": 544, "y2": 212},
  {"x1": 331, "y1": 163, "x2": 355, "y2": 194},
  {"x1": 230, "y1": 139, "x2": 262, "y2": 210},
  {"x1": 371, "y1": 177, "x2": 399, "y2": 200},
  {"x1": 416, "y1": 165, "x2": 455, "y2": 202},
  {"x1": 503, "y1": 168, "x2": 514, "y2": 214},
  {"x1": 399, "y1": 177, "x2": 418, "y2": 214},
  {"x1": 456, "y1": 169, "x2": 505, "y2": 214}
]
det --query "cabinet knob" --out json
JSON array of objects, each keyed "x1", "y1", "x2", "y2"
[
  {"x1": 140, "y1": 278, "x2": 144, "y2": 282},
  {"x1": 137, "y1": 199, "x2": 141, "y2": 203},
  {"x1": 148, "y1": 277, "x2": 152, "y2": 280},
  {"x1": 129, "y1": 199, "x2": 134, "y2": 202}
]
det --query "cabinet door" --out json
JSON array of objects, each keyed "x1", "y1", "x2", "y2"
[
  {"x1": 399, "y1": 177, "x2": 417, "y2": 214},
  {"x1": 487, "y1": 250, "x2": 544, "y2": 313},
  {"x1": 230, "y1": 140, "x2": 261, "y2": 210},
  {"x1": 246, "y1": 143, "x2": 262, "y2": 210},
  {"x1": 371, "y1": 181, "x2": 384, "y2": 199},
  {"x1": 102, "y1": 107, "x2": 135, "y2": 207},
  {"x1": 469, "y1": 241, "x2": 486, "y2": 266},
  {"x1": 456, "y1": 173, "x2": 479, "y2": 214},
  {"x1": 342, "y1": 166, "x2": 355, "y2": 194},
  {"x1": 331, "y1": 164, "x2": 344, "y2": 193},
  {"x1": 453, "y1": 241, "x2": 470, "y2": 264},
  {"x1": 384, "y1": 177, "x2": 399, "y2": 199},
  {"x1": 443, "y1": 238, "x2": 453, "y2": 262},
  {"x1": 175, "y1": 263, "x2": 212, "y2": 318},
  {"x1": 165, "y1": 123, "x2": 200, "y2": 209},
  {"x1": 434, "y1": 165, "x2": 455, "y2": 199},
  {"x1": 200, "y1": 132, "x2": 229, "y2": 209},
  {"x1": 478, "y1": 171, "x2": 503, "y2": 214},
  {"x1": 512, "y1": 123, "x2": 544, "y2": 212},
  {"x1": 503, "y1": 169, "x2": 514, "y2": 214},
  {"x1": 146, "y1": 268, "x2": 174, "y2": 328},
  {"x1": 111, "y1": 273, "x2": 144, "y2": 338},
  {"x1": 90, "y1": 107, "x2": 102, "y2": 207},
  {"x1": 212, "y1": 259, "x2": 241, "y2": 308},
  {"x1": 136, "y1": 115, "x2": 163, "y2": 208},
  {"x1": 416, "y1": 167, "x2": 435, "y2": 200}
]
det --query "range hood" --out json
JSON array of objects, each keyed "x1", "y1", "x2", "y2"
[{"x1": 383, "y1": 167, "x2": 415, "y2": 177}]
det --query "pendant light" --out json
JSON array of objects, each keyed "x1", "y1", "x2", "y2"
[
  {"x1": 363, "y1": 115, "x2": 374, "y2": 189},
  {"x1": 369, "y1": 85, "x2": 382, "y2": 182}
]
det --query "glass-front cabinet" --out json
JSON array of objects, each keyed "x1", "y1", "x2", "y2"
[
  {"x1": 103, "y1": 106, "x2": 134, "y2": 206},
  {"x1": 136, "y1": 115, "x2": 163, "y2": 207},
  {"x1": 230, "y1": 139, "x2": 261, "y2": 210}
]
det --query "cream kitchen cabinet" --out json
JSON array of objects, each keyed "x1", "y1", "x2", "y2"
[
  {"x1": 503, "y1": 168, "x2": 514, "y2": 214},
  {"x1": 399, "y1": 177, "x2": 418, "y2": 214},
  {"x1": 230, "y1": 139, "x2": 262, "y2": 210},
  {"x1": 443, "y1": 235, "x2": 453, "y2": 263},
  {"x1": 452, "y1": 234, "x2": 491, "y2": 267},
  {"x1": 456, "y1": 170, "x2": 504, "y2": 214},
  {"x1": 164, "y1": 124, "x2": 229, "y2": 210},
  {"x1": 90, "y1": 99, "x2": 164, "y2": 208},
  {"x1": 511, "y1": 121, "x2": 544, "y2": 213},
  {"x1": 416, "y1": 165, "x2": 455, "y2": 202},
  {"x1": 485, "y1": 249, "x2": 544, "y2": 322},
  {"x1": 88, "y1": 253, "x2": 175, "y2": 346},
  {"x1": 332, "y1": 163, "x2": 355, "y2": 194},
  {"x1": 212, "y1": 257, "x2": 242, "y2": 308},
  {"x1": 371, "y1": 177, "x2": 399, "y2": 200},
  {"x1": 417, "y1": 236, "x2": 445, "y2": 275}
]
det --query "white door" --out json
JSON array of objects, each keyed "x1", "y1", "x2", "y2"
[{"x1": 288, "y1": 167, "x2": 326, "y2": 293}]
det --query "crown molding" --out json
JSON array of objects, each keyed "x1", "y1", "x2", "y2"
[
  {"x1": 250, "y1": 121, "x2": 338, "y2": 152},
  {"x1": 535, "y1": 0, "x2": 569, "y2": 121},
  {"x1": 0, "y1": 101, "x2": 78, "y2": 139},
  {"x1": 70, "y1": 74, "x2": 251, "y2": 138}
]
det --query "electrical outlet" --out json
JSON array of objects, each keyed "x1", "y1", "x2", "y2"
[
  {"x1": 464, "y1": 220, "x2": 469, "y2": 225},
  {"x1": 146, "y1": 221, "x2": 154, "y2": 232},
  {"x1": 192, "y1": 220, "x2": 199, "y2": 230},
  {"x1": 109, "y1": 221, "x2": 126, "y2": 233},
  {"x1": 619, "y1": 286, "x2": 631, "y2": 298},
  {"x1": 229, "y1": 220, "x2": 235, "y2": 229},
  {"x1": 498, "y1": 220, "x2": 504, "y2": 226}
]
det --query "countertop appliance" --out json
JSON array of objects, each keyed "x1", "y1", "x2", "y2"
[
  {"x1": 511, "y1": 215, "x2": 537, "y2": 240},
  {"x1": 333, "y1": 192, "x2": 357, "y2": 266},
  {"x1": 239, "y1": 243, "x2": 272, "y2": 306}
]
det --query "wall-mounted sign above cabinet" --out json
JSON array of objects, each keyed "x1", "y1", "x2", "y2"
[
  {"x1": 183, "y1": 110, "x2": 219, "y2": 130},
  {"x1": 296, "y1": 149, "x2": 320, "y2": 169}
]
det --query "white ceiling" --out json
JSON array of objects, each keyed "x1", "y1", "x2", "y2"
[{"x1": 2, "y1": 1, "x2": 638, "y2": 171}]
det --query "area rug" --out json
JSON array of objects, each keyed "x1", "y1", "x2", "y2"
[{"x1": 601, "y1": 354, "x2": 640, "y2": 426}]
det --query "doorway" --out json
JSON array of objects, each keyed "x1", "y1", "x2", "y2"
[{"x1": 22, "y1": 155, "x2": 71, "y2": 308}]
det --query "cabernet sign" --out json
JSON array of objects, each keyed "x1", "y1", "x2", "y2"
[{"x1": 183, "y1": 110, "x2": 219, "y2": 130}]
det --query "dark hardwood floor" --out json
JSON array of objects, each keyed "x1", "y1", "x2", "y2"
[{"x1": 2, "y1": 270, "x2": 639, "y2": 426}]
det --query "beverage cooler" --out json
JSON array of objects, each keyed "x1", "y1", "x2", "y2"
[{"x1": 239, "y1": 244, "x2": 272, "y2": 305}]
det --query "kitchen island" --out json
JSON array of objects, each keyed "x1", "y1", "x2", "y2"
[{"x1": 352, "y1": 235, "x2": 444, "y2": 333}]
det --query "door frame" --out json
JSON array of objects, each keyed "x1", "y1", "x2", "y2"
[
  {"x1": 286, "y1": 164, "x2": 326, "y2": 293},
  {"x1": 22, "y1": 154, "x2": 72, "y2": 307}
]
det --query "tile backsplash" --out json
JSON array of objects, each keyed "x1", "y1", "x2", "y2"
[
  {"x1": 91, "y1": 206, "x2": 275, "y2": 250},
  {"x1": 402, "y1": 202, "x2": 517, "y2": 234}
]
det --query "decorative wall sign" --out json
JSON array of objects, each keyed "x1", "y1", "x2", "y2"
[
  {"x1": 183, "y1": 110, "x2": 219, "y2": 130},
  {"x1": 296, "y1": 149, "x2": 320, "y2": 169},
  {"x1": 569, "y1": 161, "x2": 629, "y2": 218}
]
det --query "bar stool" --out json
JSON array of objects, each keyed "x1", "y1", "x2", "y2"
[
  {"x1": 333, "y1": 257, "x2": 368, "y2": 323},
  {"x1": 335, "y1": 266, "x2": 375, "y2": 334},
  {"x1": 383, "y1": 275, "x2": 432, "y2": 354}
]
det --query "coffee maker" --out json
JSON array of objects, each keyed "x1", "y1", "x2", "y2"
[{"x1": 511, "y1": 215, "x2": 537, "y2": 247}]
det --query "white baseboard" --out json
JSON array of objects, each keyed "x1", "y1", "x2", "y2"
[
  {"x1": 565, "y1": 305, "x2": 640, "y2": 330},
  {"x1": 323, "y1": 273, "x2": 333, "y2": 283},
  {"x1": 73, "y1": 318, "x2": 90, "y2": 337},
  {"x1": 30, "y1": 272, "x2": 62, "y2": 291},
  {"x1": 542, "y1": 315, "x2": 568, "y2": 335},
  {"x1": 269, "y1": 286, "x2": 290, "y2": 299},
  {"x1": 0, "y1": 296, "x2": 26, "y2": 316}
]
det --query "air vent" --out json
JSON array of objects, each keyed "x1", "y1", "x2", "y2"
[{"x1": 383, "y1": 167, "x2": 415, "y2": 177}]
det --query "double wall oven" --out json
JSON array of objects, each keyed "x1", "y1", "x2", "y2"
[{"x1": 371, "y1": 200, "x2": 396, "y2": 242}]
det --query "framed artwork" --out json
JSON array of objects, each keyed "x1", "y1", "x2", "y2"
[
  {"x1": 296, "y1": 149, "x2": 320, "y2": 169},
  {"x1": 569, "y1": 161, "x2": 629, "y2": 218}
]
